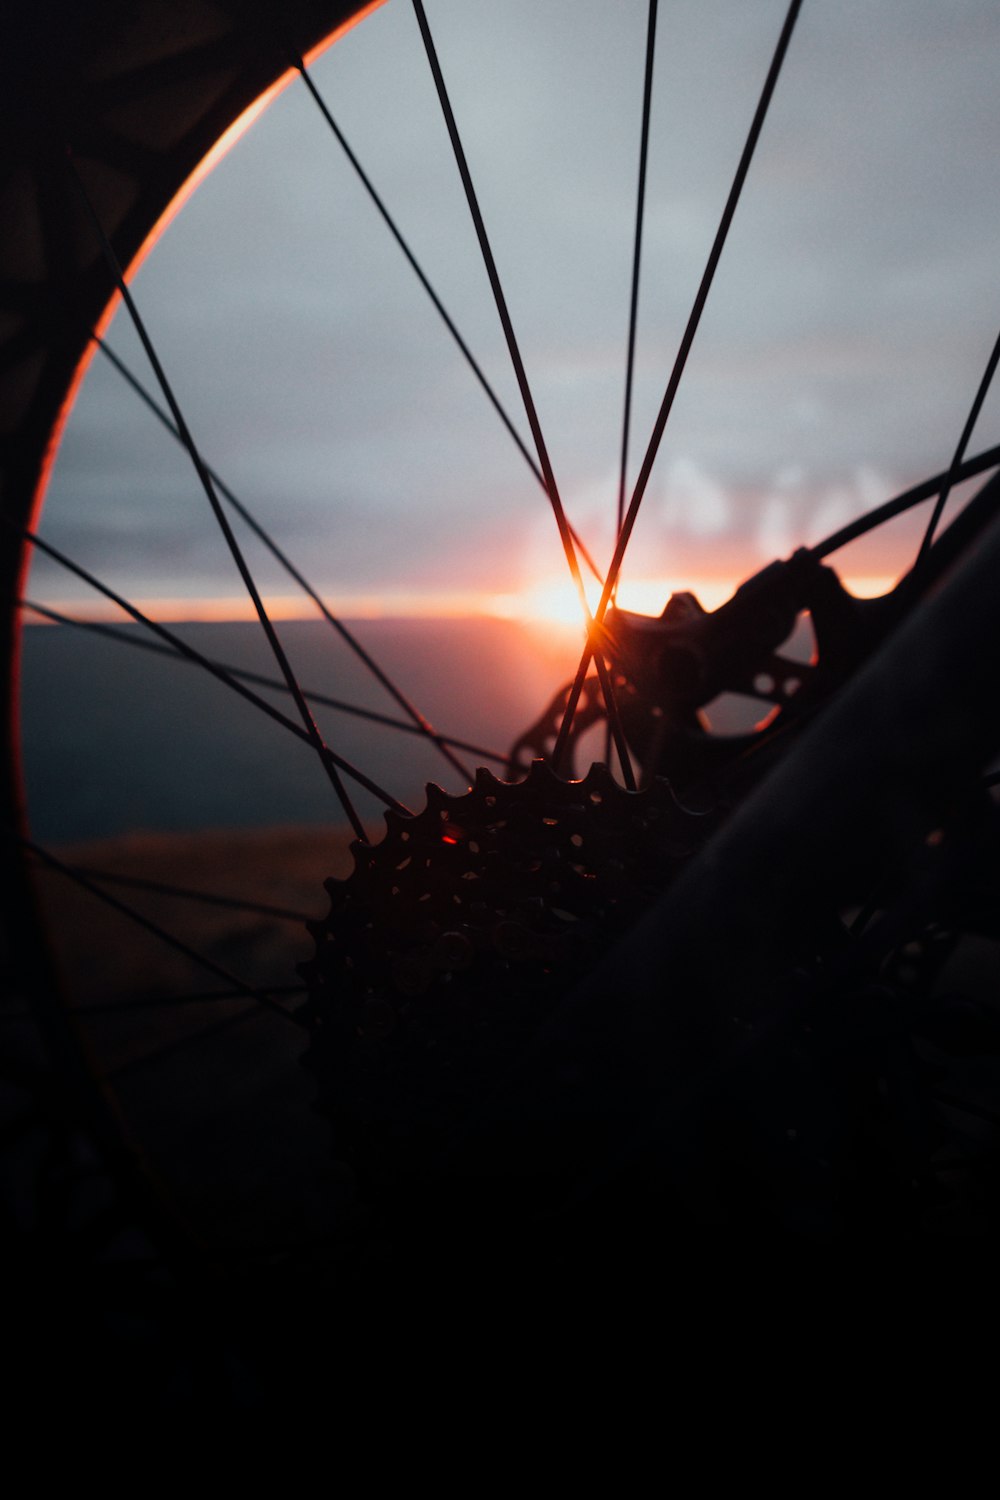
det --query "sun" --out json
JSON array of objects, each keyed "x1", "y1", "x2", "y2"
[
  {"x1": 485, "y1": 574, "x2": 740, "y2": 628},
  {"x1": 486, "y1": 577, "x2": 598, "y2": 629}
]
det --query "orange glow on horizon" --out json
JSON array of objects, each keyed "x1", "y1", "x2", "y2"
[
  {"x1": 26, "y1": 573, "x2": 900, "y2": 627},
  {"x1": 487, "y1": 576, "x2": 734, "y2": 627},
  {"x1": 486, "y1": 571, "x2": 899, "y2": 627}
]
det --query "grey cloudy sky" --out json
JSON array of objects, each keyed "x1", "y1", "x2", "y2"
[{"x1": 30, "y1": 0, "x2": 1000, "y2": 618}]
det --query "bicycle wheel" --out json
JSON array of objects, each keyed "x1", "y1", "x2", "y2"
[{"x1": 3, "y1": 0, "x2": 1000, "y2": 1339}]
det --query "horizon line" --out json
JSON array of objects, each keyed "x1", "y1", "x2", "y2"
[{"x1": 22, "y1": 573, "x2": 899, "y2": 627}]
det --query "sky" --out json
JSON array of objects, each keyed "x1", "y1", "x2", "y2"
[{"x1": 26, "y1": 0, "x2": 1000, "y2": 625}]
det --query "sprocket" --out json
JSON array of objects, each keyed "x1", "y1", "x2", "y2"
[{"x1": 300, "y1": 760, "x2": 714, "y2": 1190}]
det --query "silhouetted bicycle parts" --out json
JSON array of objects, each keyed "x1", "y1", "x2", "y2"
[{"x1": 3, "y1": 3, "x2": 1000, "y2": 1393}]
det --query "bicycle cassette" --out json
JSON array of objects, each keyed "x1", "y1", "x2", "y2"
[{"x1": 300, "y1": 760, "x2": 714, "y2": 1184}]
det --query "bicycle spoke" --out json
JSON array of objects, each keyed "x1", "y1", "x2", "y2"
[
  {"x1": 292, "y1": 53, "x2": 603, "y2": 591},
  {"x1": 601, "y1": 0, "x2": 803, "y2": 611},
  {"x1": 607, "y1": 0, "x2": 658, "y2": 770},
  {"x1": 554, "y1": 0, "x2": 804, "y2": 765},
  {"x1": 411, "y1": 0, "x2": 635, "y2": 787},
  {"x1": 932, "y1": 1091, "x2": 1000, "y2": 1130},
  {"x1": 67, "y1": 156, "x2": 368, "y2": 838},
  {"x1": 0, "y1": 990, "x2": 304, "y2": 1026},
  {"x1": 25, "y1": 853, "x2": 315, "y2": 923},
  {"x1": 92, "y1": 335, "x2": 485, "y2": 785},
  {"x1": 617, "y1": 0, "x2": 659, "y2": 544},
  {"x1": 21, "y1": 599, "x2": 510, "y2": 767},
  {"x1": 812, "y1": 444, "x2": 1000, "y2": 559},
  {"x1": 24, "y1": 840, "x2": 308, "y2": 1030},
  {"x1": 105, "y1": 1004, "x2": 262, "y2": 1082},
  {"x1": 915, "y1": 326, "x2": 1000, "y2": 568},
  {"x1": 18, "y1": 528, "x2": 412, "y2": 816},
  {"x1": 410, "y1": 0, "x2": 584, "y2": 606},
  {"x1": 75, "y1": 985, "x2": 307, "y2": 1018}
]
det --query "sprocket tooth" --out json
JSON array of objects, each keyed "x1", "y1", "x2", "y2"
[
  {"x1": 351, "y1": 842, "x2": 377, "y2": 876},
  {"x1": 438, "y1": 785, "x2": 471, "y2": 821},
  {"x1": 575, "y1": 762, "x2": 614, "y2": 810},
  {"x1": 383, "y1": 807, "x2": 414, "y2": 838},
  {"x1": 582, "y1": 761, "x2": 619, "y2": 798},
  {"x1": 424, "y1": 782, "x2": 450, "y2": 814},
  {"x1": 474, "y1": 765, "x2": 503, "y2": 795},
  {"x1": 378, "y1": 811, "x2": 418, "y2": 861},
  {"x1": 525, "y1": 757, "x2": 552, "y2": 787}
]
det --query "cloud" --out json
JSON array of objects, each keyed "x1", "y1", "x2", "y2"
[
  {"x1": 36, "y1": 0, "x2": 1000, "y2": 616},
  {"x1": 658, "y1": 457, "x2": 731, "y2": 537}
]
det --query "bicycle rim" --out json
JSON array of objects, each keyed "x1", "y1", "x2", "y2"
[{"x1": 4, "y1": 0, "x2": 1000, "y2": 1334}]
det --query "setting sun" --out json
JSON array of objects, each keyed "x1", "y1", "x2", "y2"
[{"x1": 488, "y1": 574, "x2": 754, "y2": 628}]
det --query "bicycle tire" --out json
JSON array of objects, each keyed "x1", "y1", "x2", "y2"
[{"x1": 3, "y1": 0, "x2": 1000, "y2": 1333}]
